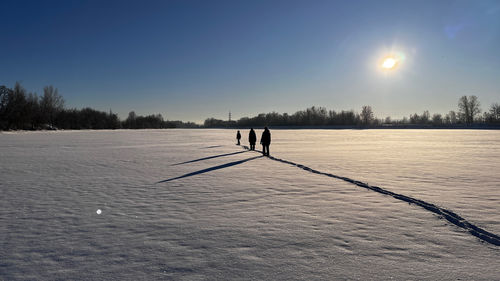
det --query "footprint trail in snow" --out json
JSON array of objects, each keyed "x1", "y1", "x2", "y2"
[{"x1": 240, "y1": 145, "x2": 500, "y2": 246}]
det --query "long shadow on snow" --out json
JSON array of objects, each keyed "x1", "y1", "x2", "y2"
[
  {"x1": 239, "y1": 145, "x2": 500, "y2": 246},
  {"x1": 200, "y1": 145, "x2": 223, "y2": 149},
  {"x1": 172, "y1": 150, "x2": 248, "y2": 166},
  {"x1": 158, "y1": 155, "x2": 263, "y2": 183}
]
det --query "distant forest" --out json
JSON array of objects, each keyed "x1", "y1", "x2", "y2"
[
  {"x1": 206, "y1": 96, "x2": 500, "y2": 128},
  {"x1": 1, "y1": 82, "x2": 499, "y2": 131},
  {"x1": 0, "y1": 82, "x2": 197, "y2": 130}
]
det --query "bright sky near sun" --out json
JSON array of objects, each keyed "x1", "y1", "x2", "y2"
[{"x1": 1, "y1": 0, "x2": 499, "y2": 122}]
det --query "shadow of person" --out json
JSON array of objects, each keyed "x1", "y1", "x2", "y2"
[
  {"x1": 172, "y1": 151, "x2": 249, "y2": 166},
  {"x1": 157, "y1": 155, "x2": 263, "y2": 183},
  {"x1": 200, "y1": 145, "x2": 223, "y2": 149}
]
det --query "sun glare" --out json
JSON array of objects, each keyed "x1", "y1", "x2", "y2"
[{"x1": 382, "y1": 57, "x2": 397, "y2": 69}]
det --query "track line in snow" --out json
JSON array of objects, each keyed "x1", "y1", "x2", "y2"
[{"x1": 240, "y1": 145, "x2": 500, "y2": 246}]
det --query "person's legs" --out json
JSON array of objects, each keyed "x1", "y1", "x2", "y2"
[
  {"x1": 237, "y1": 139, "x2": 240, "y2": 145},
  {"x1": 266, "y1": 145, "x2": 270, "y2": 156}
]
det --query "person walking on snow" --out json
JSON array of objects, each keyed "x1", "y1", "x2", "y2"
[
  {"x1": 260, "y1": 127, "x2": 271, "y2": 156},
  {"x1": 236, "y1": 130, "x2": 241, "y2": 145},
  {"x1": 248, "y1": 128, "x2": 257, "y2": 150}
]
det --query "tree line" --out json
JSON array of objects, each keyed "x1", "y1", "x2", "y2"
[
  {"x1": 204, "y1": 96, "x2": 500, "y2": 128},
  {"x1": 1, "y1": 82, "x2": 499, "y2": 130},
  {"x1": 0, "y1": 82, "x2": 197, "y2": 130}
]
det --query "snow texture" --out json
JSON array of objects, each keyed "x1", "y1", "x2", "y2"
[
  {"x1": 245, "y1": 146, "x2": 500, "y2": 246},
  {"x1": 1, "y1": 129, "x2": 499, "y2": 280}
]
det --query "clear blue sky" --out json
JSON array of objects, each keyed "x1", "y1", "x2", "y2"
[{"x1": 1, "y1": 0, "x2": 499, "y2": 123}]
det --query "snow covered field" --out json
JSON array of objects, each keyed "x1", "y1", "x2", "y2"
[{"x1": 1, "y1": 129, "x2": 499, "y2": 280}]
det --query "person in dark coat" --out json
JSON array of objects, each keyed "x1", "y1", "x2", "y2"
[
  {"x1": 260, "y1": 127, "x2": 271, "y2": 156},
  {"x1": 248, "y1": 128, "x2": 257, "y2": 150},
  {"x1": 236, "y1": 130, "x2": 241, "y2": 145}
]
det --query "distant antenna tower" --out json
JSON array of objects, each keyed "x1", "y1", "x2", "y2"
[{"x1": 229, "y1": 110, "x2": 232, "y2": 122}]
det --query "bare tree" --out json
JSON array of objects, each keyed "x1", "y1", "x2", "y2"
[
  {"x1": 486, "y1": 103, "x2": 500, "y2": 123},
  {"x1": 448, "y1": 110, "x2": 457, "y2": 124},
  {"x1": 490, "y1": 103, "x2": 500, "y2": 119},
  {"x1": 458, "y1": 96, "x2": 469, "y2": 123},
  {"x1": 0, "y1": 85, "x2": 13, "y2": 129},
  {"x1": 125, "y1": 111, "x2": 137, "y2": 129},
  {"x1": 40, "y1": 85, "x2": 65, "y2": 126},
  {"x1": 26, "y1": 92, "x2": 40, "y2": 129},
  {"x1": 432, "y1": 113, "x2": 442, "y2": 125},
  {"x1": 360, "y1": 105, "x2": 374, "y2": 125},
  {"x1": 410, "y1": 113, "x2": 419, "y2": 124},
  {"x1": 10, "y1": 82, "x2": 29, "y2": 129},
  {"x1": 458, "y1": 95, "x2": 481, "y2": 125},
  {"x1": 0, "y1": 86, "x2": 11, "y2": 128},
  {"x1": 421, "y1": 110, "x2": 430, "y2": 124},
  {"x1": 468, "y1": 96, "x2": 481, "y2": 123}
]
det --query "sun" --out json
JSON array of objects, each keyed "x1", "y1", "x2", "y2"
[
  {"x1": 375, "y1": 49, "x2": 407, "y2": 73},
  {"x1": 381, "y1": 57, "x2": 397, "y2": 69}
]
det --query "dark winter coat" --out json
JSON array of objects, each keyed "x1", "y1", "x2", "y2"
[
  {"x1": 260, "y1": 129, "x2": 271, "y2": 145},
  {"x1": 249, "y1": 130, "x2": 257, "y2": 144},
  {"x1": 236, "y1": 131, "x2": 241, "y2": 140}
]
